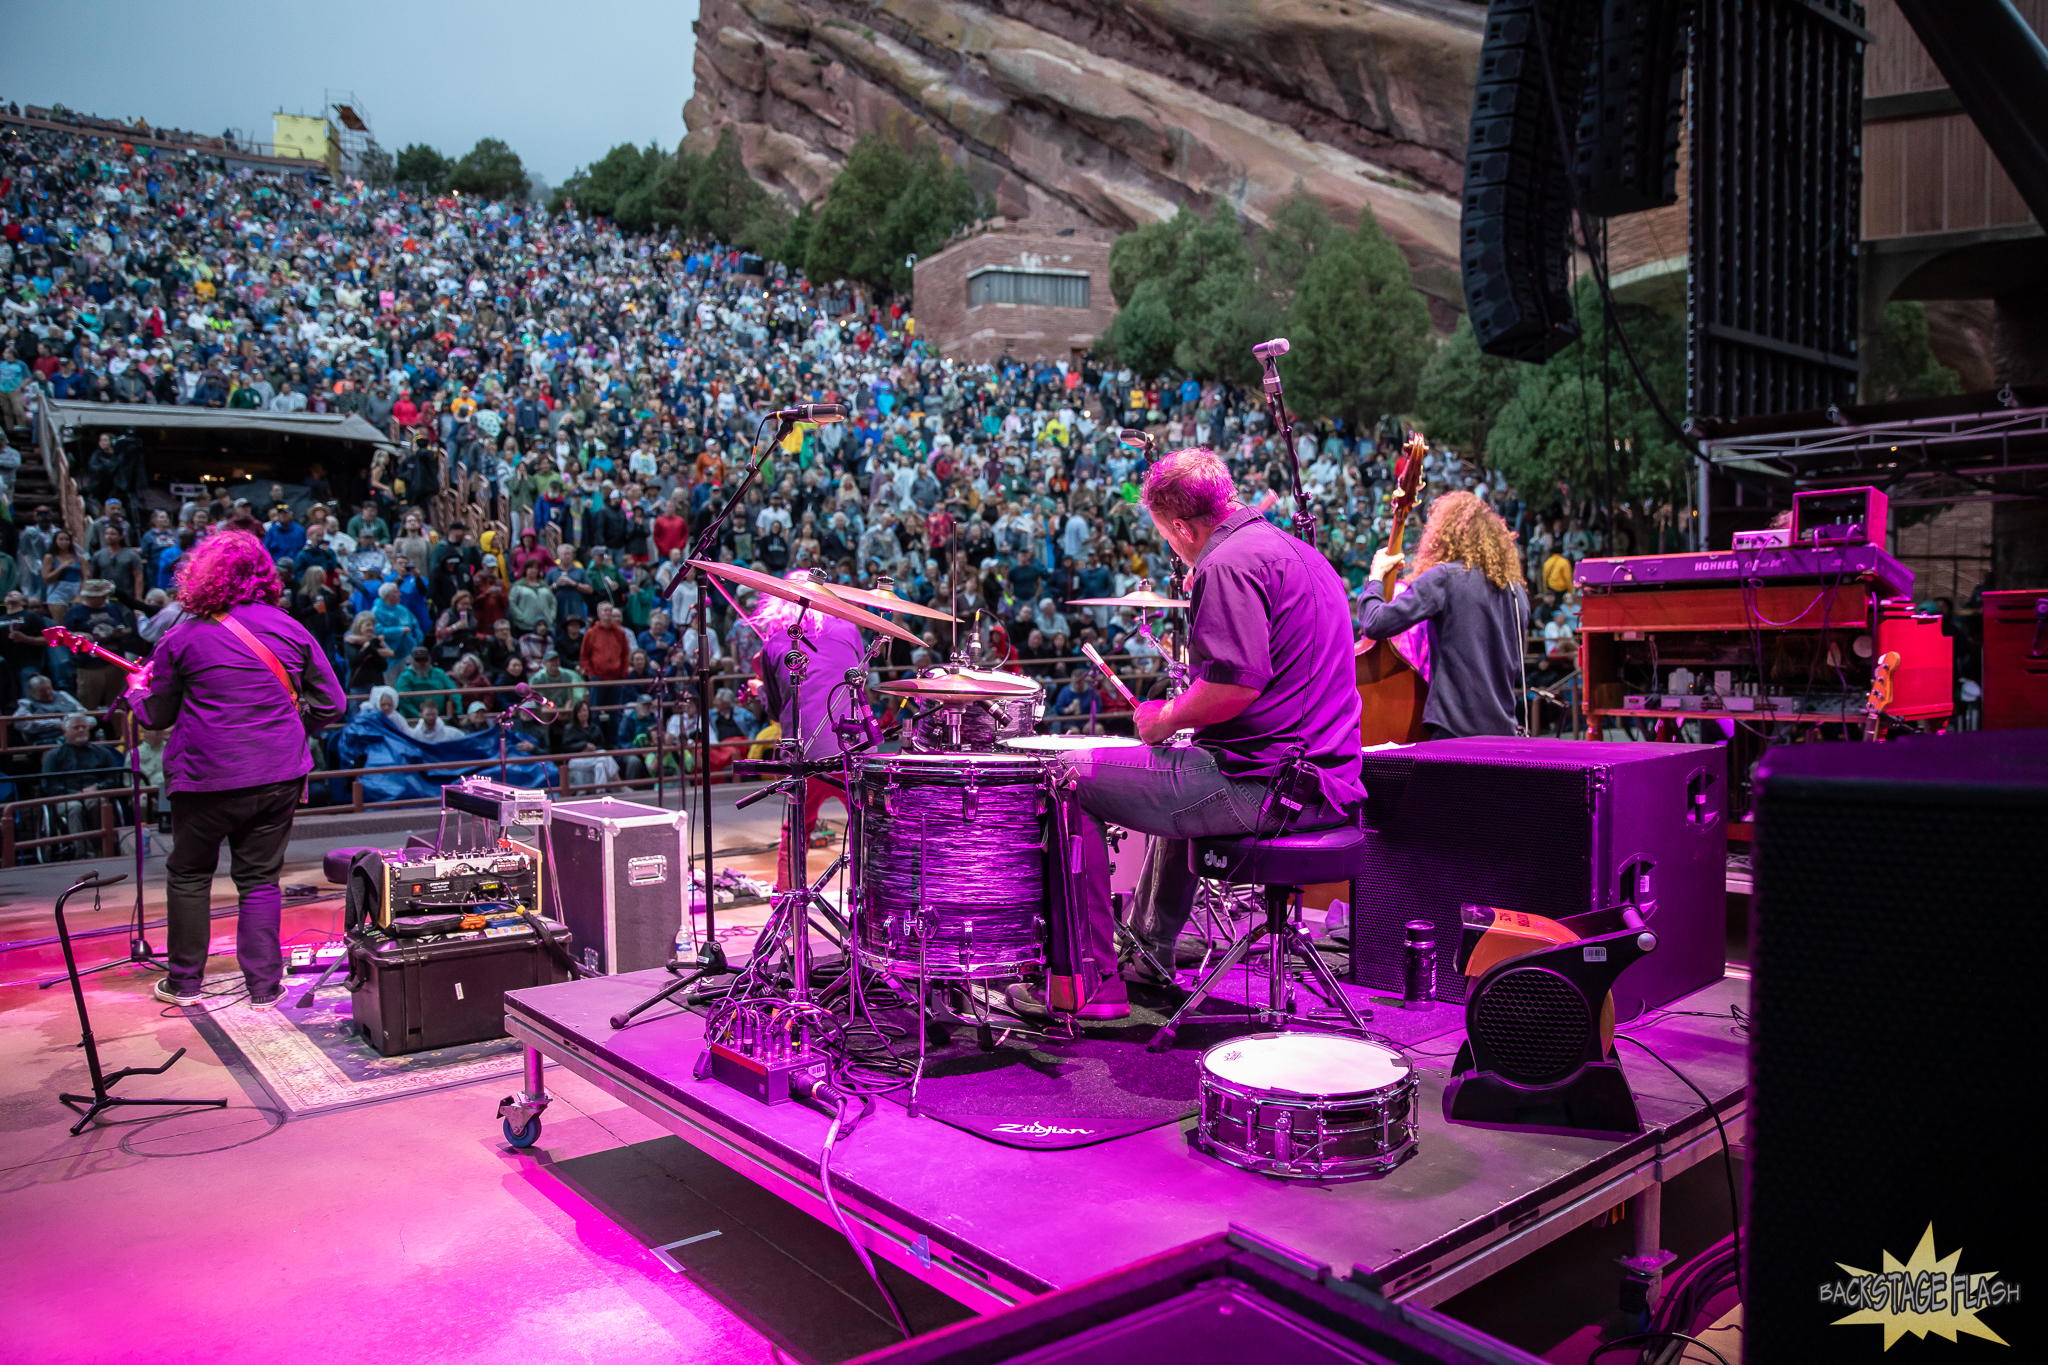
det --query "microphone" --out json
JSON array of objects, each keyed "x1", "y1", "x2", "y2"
[
  {"x1": 1252, "y1": 337, "x2": 1290, "y2": 360},
  {"x1": 767, "y1": 402, "x2": 847, "y2": 424},
  {"x1": 515, "y1": 682, "x2": 557, "y2": 711}
]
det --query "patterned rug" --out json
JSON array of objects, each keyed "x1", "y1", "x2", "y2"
[{"x1": 186, "y1": 972, "x2": 524, "y2": 1117}]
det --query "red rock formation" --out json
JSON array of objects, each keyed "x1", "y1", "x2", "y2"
[{"x1": 684, "y1": 0, "x2": 1484, "y2": 307}]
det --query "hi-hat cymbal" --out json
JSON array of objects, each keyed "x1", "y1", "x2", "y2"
[
  {"x1": 877, "y1": 668, "x2": 1042, "y2": 700},
  {"x1": 821, "y1": 580, "x2": 956, "y2": 623},
  {"x1": 687, "y1": 559, "x2": 925, "y2": 646},
  {"x1": 1066, "y1": 587, "x2": 1188, "y2": 609}
]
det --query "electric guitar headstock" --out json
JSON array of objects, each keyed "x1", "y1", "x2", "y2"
[
  {"x1": 1863, "y1": 650, "x2": 1900, "y2": 742},
  {"x1": 41, "y1": 624, "x2": 141, "y2": 674}
]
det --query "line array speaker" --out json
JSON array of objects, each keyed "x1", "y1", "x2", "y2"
[
  {"x1": 1573, "y1": 0, "x2": 1689, "y2": 216},
  {"x1": 1462, "y1": 0, "x2": 1599, "y2": 362}
]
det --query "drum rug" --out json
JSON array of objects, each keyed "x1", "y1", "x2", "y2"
[
  {"x1": 186, "y1": 974, "x2": 522, "y2": 1117},
  {"x1": 868, "y1": 974, "x2": 1466, "y2": 1151}
]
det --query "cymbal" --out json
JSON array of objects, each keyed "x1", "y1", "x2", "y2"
[
  {"x1": 686, "y1": 559, "x2": 925, "y2": 646},
  {"x1": 1066, "y1": 587, "x2": 1188, "y2": 609},
  {"x1": 821, "y1": 580, "x2": 957, "y2": 624},
  {"x1": 877, "y1": 668, "x2": 1042, "y2": 700}
]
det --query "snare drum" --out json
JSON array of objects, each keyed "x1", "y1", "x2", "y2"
[
  {"x1": 854, "y1": 751, "x2": 1048, "y2": 980},
  {"x1": 1196, "y1": 1033, "x2": 1418, "y2": 1180}
]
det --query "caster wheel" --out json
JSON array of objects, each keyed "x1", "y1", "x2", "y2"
[{"x1": 502, "y1": 1115, "x2": 541, "y2": 1148}]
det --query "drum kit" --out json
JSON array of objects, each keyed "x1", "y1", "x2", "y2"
[{"x1": 662, "y1": 560, "x2": 1415, "y2": 1181}]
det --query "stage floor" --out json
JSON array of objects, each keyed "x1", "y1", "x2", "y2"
[{"x1": 503, "y1": 968, "x2": 1748, "y2": 1315}]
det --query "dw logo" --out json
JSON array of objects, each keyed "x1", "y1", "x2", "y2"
[{"x1": 1203, "y1": 850, "x2": 1229, "y2": 870}]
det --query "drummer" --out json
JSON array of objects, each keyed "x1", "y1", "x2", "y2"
[
  {"x1": 748, "y1": 570, "x2": 872, "y2": 891},
  {"x1": 1008, "y1": 448, "x2": 1365, "y2": 1023}
]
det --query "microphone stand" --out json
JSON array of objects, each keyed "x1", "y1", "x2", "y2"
[
  {"x1": 666, "y1": 411, "x2": 788, "y2": 951},
  {"x1": 1257, "y1": 349, "x2": 1318, "y2": 549}
]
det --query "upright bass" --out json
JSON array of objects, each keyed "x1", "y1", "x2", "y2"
[{"x1": 1354, "y1": 431, "x2": 1429, "y2": 745}]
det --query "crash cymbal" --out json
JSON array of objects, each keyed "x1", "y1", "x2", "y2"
[
  {"x1": 877, "y1": 668, "x2": 1042, "y2": 700},
  {"x1": 1066, "y1": 587, "x2": 1188, "y2": 609},
  {"x1": 686, "y1": 559, "x2": 925, "y2": 646},
  {"x1": 821, "y1": 578, "x2": 957, "y2": 623}
]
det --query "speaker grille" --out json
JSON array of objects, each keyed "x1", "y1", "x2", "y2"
[
  {"x1": 1750, "y1": 737, "x2": 2048, "y2": 1355},
  {"x1": 1472, "y1": 967, "x2": 1588, "y2": 1084},
  {"x1": 1350, "y1": 752, "x2": 1596, "y2": 1005}
]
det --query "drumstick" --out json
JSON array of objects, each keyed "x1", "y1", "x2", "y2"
[{"x1": 1081, "y1": 642, "x2": 1138, "y2": 706}]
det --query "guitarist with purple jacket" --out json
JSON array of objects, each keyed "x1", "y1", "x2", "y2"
[{"x1": 122, "y1": 525, "x2": 347, "y2": 1009}]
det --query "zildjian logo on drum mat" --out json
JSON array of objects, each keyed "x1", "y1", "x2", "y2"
[{"x1": 1819, "y1": 1224, "x2": 2017, "y2": 1348}]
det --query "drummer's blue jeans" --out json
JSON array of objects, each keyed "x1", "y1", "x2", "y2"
[{"x1": 1052, "y1": 743, "x2": 1330, "y2": 990}]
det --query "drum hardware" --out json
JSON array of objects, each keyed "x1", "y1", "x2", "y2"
[
  {"x1": 1195, "y1": 1033, "x2": 1419, "y2": 1180},
  {"x1": 1149, "y1": 880, "x2": 1369, "y2": 1053}
]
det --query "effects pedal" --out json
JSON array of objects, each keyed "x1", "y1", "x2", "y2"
[{"x1": 285, "y1": 942, "x2": 347, "y2": 974}]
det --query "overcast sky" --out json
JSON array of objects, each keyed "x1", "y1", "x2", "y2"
[{"x1": 0, "y1": 0, "x2": 700, "y2": 187}]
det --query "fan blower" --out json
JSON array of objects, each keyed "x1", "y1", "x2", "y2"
[{"x1": 1441, "y1": 903, "x2": 1658, "y2": 1139}]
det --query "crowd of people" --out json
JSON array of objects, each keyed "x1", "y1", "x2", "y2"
[{"x1": 0, "y1": 105, "x2": 1610, "y2": 858}]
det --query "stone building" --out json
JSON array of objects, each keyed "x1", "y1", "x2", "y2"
[{"x1": 910, "y1": 224, "x2": 1117, "y2": 365}]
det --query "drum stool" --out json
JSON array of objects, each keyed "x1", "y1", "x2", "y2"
[{"x1": 1147, "y1": 825, "x2": 1372, "y2": 1052}]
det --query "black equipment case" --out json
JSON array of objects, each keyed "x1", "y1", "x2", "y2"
[{"x1": 347, "y1": 920, "x2": 573, "y2": 1056}]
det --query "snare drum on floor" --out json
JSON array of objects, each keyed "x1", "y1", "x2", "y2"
[
  {"x1": 853, "y1": 751, "x2": 1049, "y2": 980},
  {"x1": 1196, "y1": 1033, "x2": 1419, "y2": 1180}
]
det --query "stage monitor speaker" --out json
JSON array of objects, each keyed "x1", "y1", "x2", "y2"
[
  {"x1": 1747, "y1": 730, "x2": 2044, "y2": 1359},
  {"x1": 1462, "y1": 0, "x2": 1599, "y2": 361},
  {"x1": 543, "y1": 798, "x2": 691, "y2": 974},
  {"x1": 1349, "y1": 737, "x2": 1725, "y2": 1021},
  {"x1": 1572, "y1": 0, "x2": 1688, "y2": 216},
  {"x1": 851, "y1": 1227, "x2": 1546, "y2": 1365}
]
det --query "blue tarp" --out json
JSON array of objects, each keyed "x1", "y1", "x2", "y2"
[{"x1": 334, "y1": 710, "x2": 557, "y2": 803}]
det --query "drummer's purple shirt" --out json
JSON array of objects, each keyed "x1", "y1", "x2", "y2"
[
  {"x1": 133, "y1": 602, "x2": 348, "y2": 793},
  {"x1": 758, "y1": 610, "x2": 870, "y2": 761},
  {"x1": 1186, "y1": 508, "x2": 1366, "y2": 809}
]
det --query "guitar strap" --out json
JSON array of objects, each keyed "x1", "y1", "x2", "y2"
[{"x1": 210, "y1": 611, "x2": 300, "y2": 704}]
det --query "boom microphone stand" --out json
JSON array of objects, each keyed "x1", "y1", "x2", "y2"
[
  {"x1": 38, "y1": 693, "x2": 159, "y2": 990},
  {"x1": 666, "y1": 403, "x2": 847, "y2": 953},
  {"x1": 1253, "y1": 337, "x2": 1319, "y2": 548}
]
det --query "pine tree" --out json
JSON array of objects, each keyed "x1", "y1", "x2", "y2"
[
  {"x1": 1416, "y1": 316, "x2": 1523, "y2": 456},
  {"x1": 1864, "y1": 301, "x2": 1962, "y2": 403},
  {"x1": 1283, "y1": 204, "x2": 1431, "y2": 426}
]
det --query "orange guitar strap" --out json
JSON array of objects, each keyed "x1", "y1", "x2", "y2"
[{"x1": 210, "y1": 611, "x2": 300, "y2": 704}]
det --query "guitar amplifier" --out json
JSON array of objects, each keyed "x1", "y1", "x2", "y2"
[
  {"x1": 364, "y1": 849, "x2": 540, "y2": 928},
  {"x1": 543, "y1": 798, "x2": 692, "y2": 974},
  {"x1": 1349, "y1": 737, "x2": 1726, "y2": 1019},
  {"x1": 1982, "y1": 588, "x2": 2048, "y2": 729}
]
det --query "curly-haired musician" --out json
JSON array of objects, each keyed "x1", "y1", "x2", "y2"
[
  {"x1": 1010, "y1": 447, "x2": 1365, "y2": 1023},
  {"x1": 1357, "y1": 489, "x2": 1530, "y2": 739},
  {"x1": 124, "y1": 526, "x2": 347, "y2": 1008}
]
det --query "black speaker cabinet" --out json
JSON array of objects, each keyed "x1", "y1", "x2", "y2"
[
  {"x1": 1747, "y1": 730, "x2": 2046, "y2": 1360},
  {"x1": 1349, "y1": 737, "x2": 1725, "y2": 1020}
]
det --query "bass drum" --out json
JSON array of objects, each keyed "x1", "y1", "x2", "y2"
[
  {"x1": 853, "y1": 751, "x2": 1049, "y2": 980},
  {"x1": 1196, "y1": 1033, "x2": 1419, "y2": 1181}
]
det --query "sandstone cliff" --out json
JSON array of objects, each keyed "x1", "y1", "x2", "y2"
[{"x1": 683, "y1": 0, "x2": 1486, "y2": 309}]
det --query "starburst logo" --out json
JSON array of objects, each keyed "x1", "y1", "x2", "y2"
[{"x1": 1821, "y1": 1224, "x2": 2016, "y2": 1349}]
